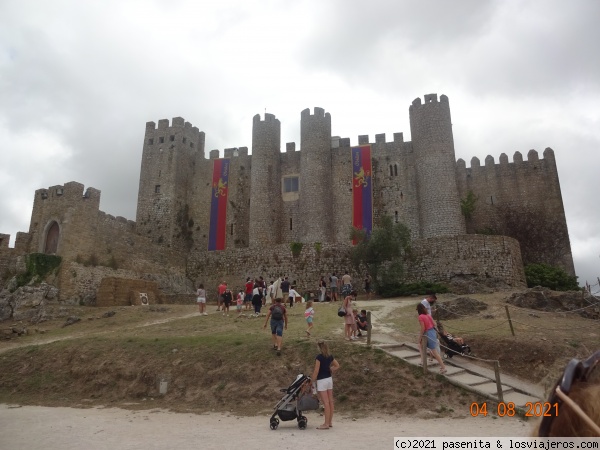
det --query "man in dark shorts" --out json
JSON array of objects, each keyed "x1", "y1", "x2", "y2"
[
  {"x1": 280, "y1": 276, "x2": 290, "y2": 301},
  {"x1": 329, "y1": 273, "x2": 338, "y2": 302},
  {"x1": 217, "y1": 281, "x2": 227, "y2": 311},
  {"x1": 222, "y1": 288, "x2": 233, "y2": 316},
  {"x1": 364, "y1": 274, "x2": 372, "y2": 300},
  {"x1": 244, "y1": 277, "x2": 254, "y2": 311},
  {"x1": 263, "y1": 298, "x2": 288, "y2": 356}
]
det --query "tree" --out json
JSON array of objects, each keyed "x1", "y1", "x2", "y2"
[{"x1": 350, "y1": 215, "x2": 411, "y2": 292}]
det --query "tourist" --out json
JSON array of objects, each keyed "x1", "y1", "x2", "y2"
[
  {"x1": 236, "y1": 289, "x2": 244, "y2": 315},
  {"x1": 288, "y1": 285, "x2": 300, "y2": 308},
  {"x1": 355, "y1": 309, "x2": 368, "y2": 337},
  {"x1": 281, "y1": 276, "x2": 290, "y2": 301},
  {"x1": 217, "y1": 281, "x2": 227, "y2": 311},
  {"x1": 364, "y1": 273, "x2": 372, "y2": 300},
  {"x1": 311, "y1": 340, "x2": 340, "y2": 430},
  {"x1": 266, "y1": 280, "x2": 274, "y2": 304},
  {"x1": 417, "y1": 303, "x2": 446, "y2": 374},
  {"x1": 341, "y1": 271, "x2": 352, "y2": 297},
  {"x1": 244, "y1": 277, "x2": 254, "y2": 311},
  {"x1": 252, "y1": 280, "x2": 263, "y2": 316},
  {"x1": 263, "y1": 298, "x2": 288, "y2": 356},
  {"x1": 305, "y1": 300, "x2": 315, "y2": 337},
  {"x1": 196, "y1": 283, "x2": 207, "y2": 315},
  {"x1": 319, "y1": 276, "x2": 327, "y2": 302},
  {"x1": 420, "y1": 291, "x2": 437, "y2": 317},
  {"x1": 272, "y1": 275, "x2": 283, "y2": 302},
  {"x1": 222, "y1": 287, "x2": 233, "y2": 316},
  {"x1": 329, "y1": 273, "x2": 338, "y2": 302},
  {"x1": 259, "y1": 276, "x2": 267, "y2": 306},
  {"x1": 342, "y1": 292, "x2": 356, "y2": 340}
]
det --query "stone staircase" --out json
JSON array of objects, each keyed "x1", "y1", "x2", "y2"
[{"x1": 377, "y1": 342, "x2": 544, "y2": 408}]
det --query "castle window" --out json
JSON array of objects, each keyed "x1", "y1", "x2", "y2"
[
  {"x1": 56, "y1": 188, "x2": 63, "y2": 196},
  {"x1": 283, "y1": 176, "x2": 299, "y2": 193},
  {"x1": 394, "y1": 164, "x2": 398, "y2": 176},
  {"x1": 155, "y1": 185, "x2": 161, "y2": 193},
  {"x1": 159, "y1": 137, "x2": 165, "y2": 144},
  {"x1": 183, "y1": 137, "x2": 187, "y2": 144},
  {"x1": 231, "y1": 224, "x2": 234, "y2": 236},
  {"x1": 170, "y1": 135, "x2": 175, "y2": 142},
  {"x1": 190, "y1": 142, "x2": 194, "y2": 148},
  {"x1": 148, "y1": 138, "x2": 154, "y2": 145},
  {"x1": 395, "y1": 211, "x2": 399, "y2": 223},
  {"x1": 389, "y1": 165, "x2": 393, "y2": 177},
  {"x1": 290, "y1": 218, "x2": 293, "y2": 230}
]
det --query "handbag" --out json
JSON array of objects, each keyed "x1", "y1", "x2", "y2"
[
  {"x1": 337, "y1": 306, "x2": 346, "y2": 317},
  {"x1": 297, "y1": 393, "x2": 320, "y2": 411}
]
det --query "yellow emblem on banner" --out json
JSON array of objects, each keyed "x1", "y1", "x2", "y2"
[
  {"x1": 354, "y1": 166, "x2": 369, "y2": 188},
  {"x1": 213, "y1": 178, "x2": 228, "y2": 197}
]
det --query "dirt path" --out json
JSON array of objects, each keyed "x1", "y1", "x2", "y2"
[{"x1": 0, "y1": 404, "x2": 531, "y2": 449}]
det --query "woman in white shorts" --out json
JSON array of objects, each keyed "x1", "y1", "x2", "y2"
[
  {"x1": 196, "y1": 283, "x2": 207, "y2": 315},
  {"x1": 311, "y1": 340, "x2": 340, "y2": 430}
]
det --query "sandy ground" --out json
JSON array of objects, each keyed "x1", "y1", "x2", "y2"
[{"x1": 0, "y1": 404, "x2": 532, "y2": 449}]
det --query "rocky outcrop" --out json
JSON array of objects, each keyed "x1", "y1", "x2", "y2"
[{"x1": 0, "y1": 281, "x2": 60, "y2": 323}]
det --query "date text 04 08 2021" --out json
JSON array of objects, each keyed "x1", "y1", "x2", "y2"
[{"x1": 469, "y1": 402, "x2": 559, "y2": 417}]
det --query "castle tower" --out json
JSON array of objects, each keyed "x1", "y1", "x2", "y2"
[
  {"x1": 299, "y1": 108, "x2": 332, "y2": 243},
  {"x1": 249, "y1": 113, "x2": 281, "y2": 245},
  {"x1": 409, "y1": 94, "x2": 465, "y2": 238},
  {"x1": 136, "y1": 117, "x2": 204, "y2": 250}
]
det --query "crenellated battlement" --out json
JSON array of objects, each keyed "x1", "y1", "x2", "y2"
[
  {"x1": 34, "y1": 181, "x2": 101, "y2": 202},
  {"x1": 301, "y1": 107, "x2": 327, "y2": 118},
  {"x1": 457, "y1": 148, "x2": 556, "y2": 170},
  {"x1": 410, "y1": 93, "x2": 450, "y2": 110},
  {"x1": 144, "y1": 117, "x2": 202, "y2": 144},
  {"x1": 253, "y1": 113, "x2": 280, "y2": 124}
]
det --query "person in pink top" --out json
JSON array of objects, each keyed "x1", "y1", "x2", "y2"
[{"x1": 417, "y1": 303, "x2": 446, "y2": 374}]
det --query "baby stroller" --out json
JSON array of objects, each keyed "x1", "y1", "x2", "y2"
[
  {"x1": 436, "y1": 321, "x2": 471, "y2": 359},
  {"x1": 269, "y1": 373, "x2": 316, "y2": 430}
]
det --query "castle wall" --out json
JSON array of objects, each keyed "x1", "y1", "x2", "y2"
[
  {"x1": 186, "y1": 236, "x2": 525, "y2": 297},
  {"x1": 405, "y1": 235, "x2": 526, "y2": 287},
  {"x1": 456, "y1": 148, "x2": 574, "y2": 274},
  {"x1": 19, "y1": 181, "x2": 188, "y2": 302}
]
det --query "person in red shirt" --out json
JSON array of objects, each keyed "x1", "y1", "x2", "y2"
[
  {"x1": 417, "y1": 303, "x2": 446, "y2": 374},
  {"x1": 244, "y1": 277, "x2": 254, "y2": 311}
]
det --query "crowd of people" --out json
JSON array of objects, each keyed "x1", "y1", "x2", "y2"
[
  {"x1": 195, "y1": 279, "x2": 600, "y2": 435},
  {"x1": 194, "y1": 273, "x2": 371, "y2": 355}
]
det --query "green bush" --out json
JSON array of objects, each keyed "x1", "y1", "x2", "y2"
[
  {"x1": 377, "y1": 281, "x2": 448, "y2": 298},
  {"x1": 524, "y1": 263, "x2": 579, "y2": 291}
]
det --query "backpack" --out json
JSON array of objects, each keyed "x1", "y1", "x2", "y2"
[{"x1": 271, "y1": 305, "x2": 284, "y2": 320}]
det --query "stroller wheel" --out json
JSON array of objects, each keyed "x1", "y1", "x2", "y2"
[
  {"x1": 298, "y1": 417, "x2": 307, "y2": 430},
  {"x1": 270, "y1": 418, "x2": 279, "y2": 430}
]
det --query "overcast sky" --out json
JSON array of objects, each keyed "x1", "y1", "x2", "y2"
[{"x1": 1, "y1": 0, "x2": 598, "y2": 287}]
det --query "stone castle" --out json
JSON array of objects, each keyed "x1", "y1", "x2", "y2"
[{"x1": 0, "y1": 94, "x2": 575, "y2": 305}]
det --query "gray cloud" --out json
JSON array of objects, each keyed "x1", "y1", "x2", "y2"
[{"x1": 0, "y1": 0, "x2": 598, "y2": 286}]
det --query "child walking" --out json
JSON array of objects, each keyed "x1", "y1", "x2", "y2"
[
  {"x1": 305, "y1": 301, "x2": 315, "y2": 336},
  {"x1": 236, "y1": 290, "x2": 244, "y2": 315}
]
